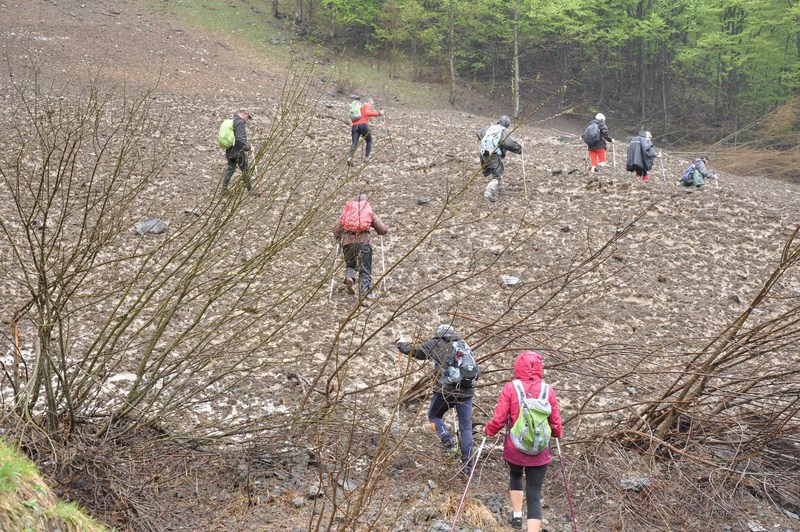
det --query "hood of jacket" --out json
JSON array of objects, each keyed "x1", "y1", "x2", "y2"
[
  {"x1": 513, "y1": 351, "x2": 543, "y2": 381},
  {"x1": 436, "y1": 331, "x2": 461, "y2": 343}
]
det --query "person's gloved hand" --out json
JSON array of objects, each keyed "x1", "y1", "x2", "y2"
[{"x1": 379, "y1": 109, "x2": 385, "y2": 116}]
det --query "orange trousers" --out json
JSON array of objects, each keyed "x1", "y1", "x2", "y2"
[{"x1": 589, "y1": 148, "x2": 607, "y2": 167}]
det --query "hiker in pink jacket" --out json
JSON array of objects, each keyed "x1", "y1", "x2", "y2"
[{"x1": 485, "y1": 351, "x2": 563, "y2": 532}]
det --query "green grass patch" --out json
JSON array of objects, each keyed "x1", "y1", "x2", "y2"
[
  {"x1": 0, "y1": 439, "x2": 107, "y2": 532},
  {"x1": 141, "y1": 0, "x2": 294, "y2": 63}
]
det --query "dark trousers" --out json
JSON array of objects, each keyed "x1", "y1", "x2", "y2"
[
  {"x1": 480, "y1": 153, "x2": 504, "y2": 178},
  {"x1": 349, "y1": 124, "x2": 373, "y2": 158},
  {"x1": 343, "y1": 242, "x2": 373, "y2": 294},
  {"x1": 428, "y1": 392, "x2": 474, "y2": 468},
  {"x1": 221, "y1": 155, "x2": 251, "y2": 191},
  {"x1": 508, "y1": 462, "x2": 548, "y2": 519}
]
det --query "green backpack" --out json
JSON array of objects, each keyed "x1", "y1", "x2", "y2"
[
  {"x1": 217, "y1": 119, "x2": 235, "y2": 149},
  {"x1": 509, "y1": 380, "x2": 552, "y2": 455},
  {"x1": 348, "y1": 100, "x2": 362, "y2": 122}
]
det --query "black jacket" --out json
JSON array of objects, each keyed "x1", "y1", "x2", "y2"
[
  {"x1": 626, "y1": 135, "x2": 655, "y2": 173},
  {"x1": 396, "y1": 331, "x2": 474, "y2": 399},
  {"x1": 225, "y1": 114, "x2": 249, "y2": 159},
  {"x1": 587, "y1": 119, "x2": 613, "y2": 150}
]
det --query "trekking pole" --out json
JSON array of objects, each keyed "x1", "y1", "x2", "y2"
[
  {"x1": 450, "y1": 436, "x2": 486, "y2": 532},
  {"x1": 555, "y1": 438, "x2": 579, "y2": 532},
  {"x1": 253, "y1": 153, "x2": 263, "y2": 198},
  {"x1": 658, "y1": 153, "x2": 667, "y2": 186},
  {"x1": 382, "y1": 113, "x2": 397, "y2": 158},
  {"x1": 328, "y1": 242, "x2": 340, "y2": 302},
  {"x1": 521, "y1": 147, "x2": 529, "y2": 200},
  {"x1": 380, "y1": 235, "x2": 387, "y2": 292},
  {"x1": 611, "y1": 143, "x2": 617, "y2": 174}
]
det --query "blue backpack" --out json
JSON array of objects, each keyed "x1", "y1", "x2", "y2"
[{"x1": 681, "y1": 163, "x2": 696, "y2": 186}]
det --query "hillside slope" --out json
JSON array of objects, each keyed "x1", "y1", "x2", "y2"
[{"x1": 1, "y1": 1, "x2": 799, "y2": 531}]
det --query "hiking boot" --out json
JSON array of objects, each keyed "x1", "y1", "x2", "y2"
[
  {"x1": 508, "y1": 515, "x2": 523, "y2": 529},
  {"x1": 364, "y1": 156, "x2": 371, "y2": 162},
  {"x1": 444, "y1": 443, "x2": 461, "y2": 459},
  {"x1": 344, "y1": 277, "x2": 355, "y2": 294}
]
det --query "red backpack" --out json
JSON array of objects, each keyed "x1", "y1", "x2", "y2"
[{"x1": 340, "y1": 199, "x2": 373, "y2": 232}]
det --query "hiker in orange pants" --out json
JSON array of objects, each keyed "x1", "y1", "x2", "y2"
[{"x1": 582, "y1": 113, "x2": 614, "y2": 173}]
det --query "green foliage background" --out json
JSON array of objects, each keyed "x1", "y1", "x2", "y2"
[{"x1": 287, "y1": 0, "x2": 799, "y2": 141}]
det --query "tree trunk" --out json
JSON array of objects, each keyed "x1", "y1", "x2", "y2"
[
  {"x1": 272, "y1": 0, "x2": 280, "y2": 19},
  {"x1": 513, "y1": 0, "x2": 520, "y2": 119},
  {"x1": 448, "y1": 0, "x2": 456, "y2": 106},
  {"x1": 295, "y1": 0, "x2": 302, "y2": 25}
]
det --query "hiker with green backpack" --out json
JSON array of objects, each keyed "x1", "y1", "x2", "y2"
[
  {"x1": 681, "y1": 155, "x2": 718, "y2": 188},
  {"x1": 218, "y1": 109, "x2": 254, "y2": 192},
  {"x1": 484, "y1": 351, "x2": 563, "y2": 532},
  {"x1": 348, "y1": 97, "x2": 384, "y2": 165}
]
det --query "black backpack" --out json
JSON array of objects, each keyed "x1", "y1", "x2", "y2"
[
  {"x1": 581, "y1": 122, "x2": 601, "y2": 146},
  {"x1": 438, "y1": 340, "x2": 480, "y2": 389}
]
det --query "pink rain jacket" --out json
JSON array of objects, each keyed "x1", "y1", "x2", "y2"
[{"x1": 484, "y1": 351, "x2": 563, "y2": 467}]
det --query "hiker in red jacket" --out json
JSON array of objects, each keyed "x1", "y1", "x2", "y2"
[
  {"x1": 485, "y1": 351, "x2": 563, "y2": 532},
  {"x1": 348, "y1": 98, "x2": 384, "y2": 165},
  {"x1": 332, "y1": 194, "x2": 389, "y2": 299}
]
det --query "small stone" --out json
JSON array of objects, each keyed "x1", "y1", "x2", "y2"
[
  {"x1": 134, "y1": 217, "x2": 168, "y2": 236},
  {"x1": 747, "y1": 521, "x2": 767, "y2": 532},
  {"x1": 417, "y1": 196, "x2": 430, "y2": 205},
  {"x1": 338, "y1": 478, "x2": 358, "y2": 491},
  {"x1": 626, "y1": 386, "x2": 637, "y2": 395},
  {"x1": 783, "y1": 509, "x2": 799, "y2": 520},
  {"x1": 501, "y1": 275, "x2": 520, "y2": 287},
  {"x1": 427, "y1": 479, "x2": 437, "y2": 490},
  {"x1": 291, "y1": 497, "x2": 304, "y2": 508},
  {"x1": 31, "y1": 219, "x2": 44, "y2": 230},
  {"x1": 619, "y1": 477, "x2": 650, "y2": 491},
  {"x1": 730, "y1": 294, "x2": 741, "y2": 304},
  {"x1": 307, "y1": 484, "x2": 322, "y2": 499},
  {"x1": 561, "y1": 224, "x2": 572, "y2": 232}
]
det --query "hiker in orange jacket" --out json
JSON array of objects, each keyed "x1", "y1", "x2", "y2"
[
  {"x1": 332, "y1": 194, "x2": 388, "y2": 298},
  {"x1": 348, "y1": 98, "x2": 383, "y2": 165}
]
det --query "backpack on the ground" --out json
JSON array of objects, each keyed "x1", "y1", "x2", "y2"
[
  {"x1": 681, "y1": 163, "x2": 697, "y2": 186},
  {"x1": 439, "y1": 340, "x2": 480, "y2": 389},
  {"x1": 340, "y1": 199, "x2": 373, "y2": 232},
  {"x1": 480, "y1": 124, "x2": 504, "y2": 157},
  {"x1": 217, "y1": 119, "x2": 235, "y2": 149},
  {"x1": 348, "y1": 100, "x2": 362, "y2": 122},
  {"x1": 581, "y1": 122, "x2": 601, "y2": 146},
  {"x1": 509, "y1": 380, "x2": 552, "y2": 455}
]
